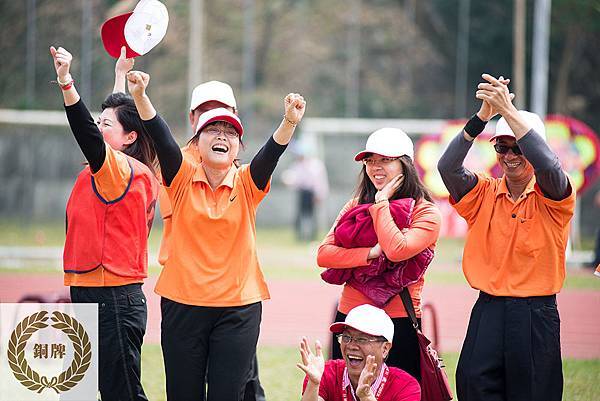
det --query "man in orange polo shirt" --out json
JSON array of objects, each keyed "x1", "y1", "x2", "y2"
[{"x1": 437, "y1": 74, "x2": 575, "y2": 401}]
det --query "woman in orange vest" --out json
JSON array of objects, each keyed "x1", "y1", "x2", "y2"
[
  {"x1": 50, "y1": 46, "x2": 158, "y2": 401},
  {"x1": 317, "y1": 128, "x2": 441, "y2": 382},
  {"x1": 126, "y1": 69, "x2": 305, "y2": 401}
]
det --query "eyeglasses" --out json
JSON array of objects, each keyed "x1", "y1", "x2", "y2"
[
  {"x1": 337, "y1": 334, "x2": 386, "y2": 346},
  {"x1": 203, "y1": 127, "x2": 240, "y2": 139},
  {"x1": 493, "y1": 143, "x2": 522, "y2": 155},
  {"x1": 362, "y1": 157, "x2": 400, "y2": 166}
]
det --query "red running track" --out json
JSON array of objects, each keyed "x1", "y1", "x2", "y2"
[{"x1": 1, "y1": 274, "x2": 599, "y2": 359}]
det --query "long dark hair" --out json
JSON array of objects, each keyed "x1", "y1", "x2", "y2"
[
  {"x1": 354, "y1": 155, "x2": 433, "y2": 204},
  {"x1": 101, "y1": 92, "x2": 158, "y2": 174}
]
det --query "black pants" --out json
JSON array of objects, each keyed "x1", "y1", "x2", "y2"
[
  {"x1": 70, "y1": 284, "x2": 148, "y2": 401},
  {"x1": 331, "y1": 310, "x2": 421, "y2": 381},
  {"x1": 456, "y1": 292, "x2": 563, "y2": 401},
  {"x1": 161, "y1": 298, "x2": 262, "y2": 401},
  {"x1": 592, "y1": 227, "x2": 600, "y2": 267},
  {"x1": 243, "y1": 355, "x2": 266, "y2": 401},
  {"x1": 295, "y1": 189, "x2": 317, "y2": 241}
]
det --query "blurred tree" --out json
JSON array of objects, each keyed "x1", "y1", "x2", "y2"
[
  {"x1": 549, "y1": 0, "x2": 600, "y2": 120},
  {"x1": 0, "y1": 0, "x2": 598, "y2": 138},
  {"x1": 412, "y1": 0, "x2": 600, "y2": 133}
]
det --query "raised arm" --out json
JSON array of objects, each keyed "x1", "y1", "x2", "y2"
[
  {"x1": 476, "y1": 73, "x2": 570, "y2": 200},
  {"x1": 517, "y1": 129, "x2": 570, "y2": 200},
  {"x1": 249, "y1": 93, "x2": 306, "y2": 190},
  {"x1": 50, "y1": 46, "x2": 104, "y2": 172},
  {"x1": 113, "y1": 46, "x2": 134, "y2": 93},
  {"x1": 50, "y1": 46, "x2": 79, "y2": 107},
  {"x1": 475, "y1": 74, "x2": 528, "y2": 141},
  {"x1": 127, "y1": 71, "x2": 182, "y2": 185},
  {"x1": 438, "y1": 75, "x2": 513, "y2": 202},
  {"x1": 436, "y1": 129, "x2": 478, "y2": 202}
]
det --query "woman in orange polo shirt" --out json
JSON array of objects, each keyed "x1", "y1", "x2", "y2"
[
  {"x1": 127, "y1": 70, "x2": 306, "y2": 401},
  {"x1": 317, "y1": 128, "x2": 441, "y2": 381},
  {"x1": 50, "y1": 46, "x2": 158, "y2": 401}
]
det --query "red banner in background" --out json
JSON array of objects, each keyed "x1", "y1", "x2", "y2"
[
  {"x1": 545, "y1": 115, "x2": 600, "y2": 194},
  {"x1": 414, "y1": 115, "x2": 600, "y2": 237}
]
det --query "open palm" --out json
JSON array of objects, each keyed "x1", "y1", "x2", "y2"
[
  {"x1": 356, "y1": 355, "x2": 377, "y2": 399},
  {"x1": 296, "y1": 337, "x2": 324, "y2": 385}
]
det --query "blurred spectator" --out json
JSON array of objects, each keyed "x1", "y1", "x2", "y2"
[
  {"x1": 282, "y1": 139, "x2": 329, "y2": 241},
  {"x1": 591, "y1": 190, "x2": 600, "y2": 269}
]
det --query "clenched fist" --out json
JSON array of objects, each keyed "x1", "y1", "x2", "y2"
[
  {"x1": 284, "y1": 93, "x2": 307, "y2": 126},
  {"x1": 126, "y1": 71, "x2": 150, "y2": 99},
  {"x1": 49, "y1": 46, "x2": 72, "y2": 82}
]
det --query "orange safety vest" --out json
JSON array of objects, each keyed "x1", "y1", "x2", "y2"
[{"x1": 63, "y1": 157, "x2": 158, "y2": 279}]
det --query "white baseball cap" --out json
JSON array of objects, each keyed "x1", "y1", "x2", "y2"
[
  {"x1": 354, "y1": 128, "x2": 414, "y2": 161},
  {"x1": 190, "y1": 81, "x2": 237, "y2": 112},
  {"x1": 194, "y1": 107, "x2": 244, "y2": 138},
  {"x1": 329, "y1": 304, "x2": 394, "y2": 343},
  {"x1": 490, "y1": 110, "x2": 547, "y2": 142},
  {"x1": 101, "y1": 0, "x2": 169, "y2": 58}
]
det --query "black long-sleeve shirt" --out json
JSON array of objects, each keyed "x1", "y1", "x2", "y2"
[
  {"x1": 437, "y1": 128, "x2": 570, "y2": 202},
  {"x1": 142, "y1": 114, "x2": 287, "y2": 189},
  {"x1": 64, "y1": 99, "x2": 105, "y2": 173}
]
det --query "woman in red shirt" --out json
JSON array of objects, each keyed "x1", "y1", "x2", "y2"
[
  {"x1": 51, "y1": 46, "x2": 158, "y2": 401},
  {"x1": 317, "y1": 128, "x2": 441, "y2": 381}
]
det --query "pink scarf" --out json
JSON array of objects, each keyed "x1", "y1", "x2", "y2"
[{"x1": 321, "y1": 198, "x2": 434, "y2": 307}]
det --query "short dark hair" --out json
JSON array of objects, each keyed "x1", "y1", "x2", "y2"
[
  {"x1": 101, "y1": 92, "x2": 158, "y2": 174},
  {"x1": 354, "y1": 155, "x2": 433, "y2": 204}
]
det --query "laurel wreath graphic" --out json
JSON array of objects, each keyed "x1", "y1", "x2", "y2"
[{"x1": 6, "y1": 310, "x2": 92, "y2": 394}]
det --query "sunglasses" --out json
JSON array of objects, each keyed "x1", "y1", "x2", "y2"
[{"x1": 494, "y1": 143, "x2": 522, "y2": 156}]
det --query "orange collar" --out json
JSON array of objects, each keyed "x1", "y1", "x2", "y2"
[
  {"x1": 497, "y1": 175, "x2": 537, "y2": 199},
  {"x1": 192, "y1": 163, "x2": 237, "y2": 189}
]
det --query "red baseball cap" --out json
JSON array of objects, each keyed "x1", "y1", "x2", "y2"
[{"x1": 101, "y1": 0, "x2": 169, "y2": 59}]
